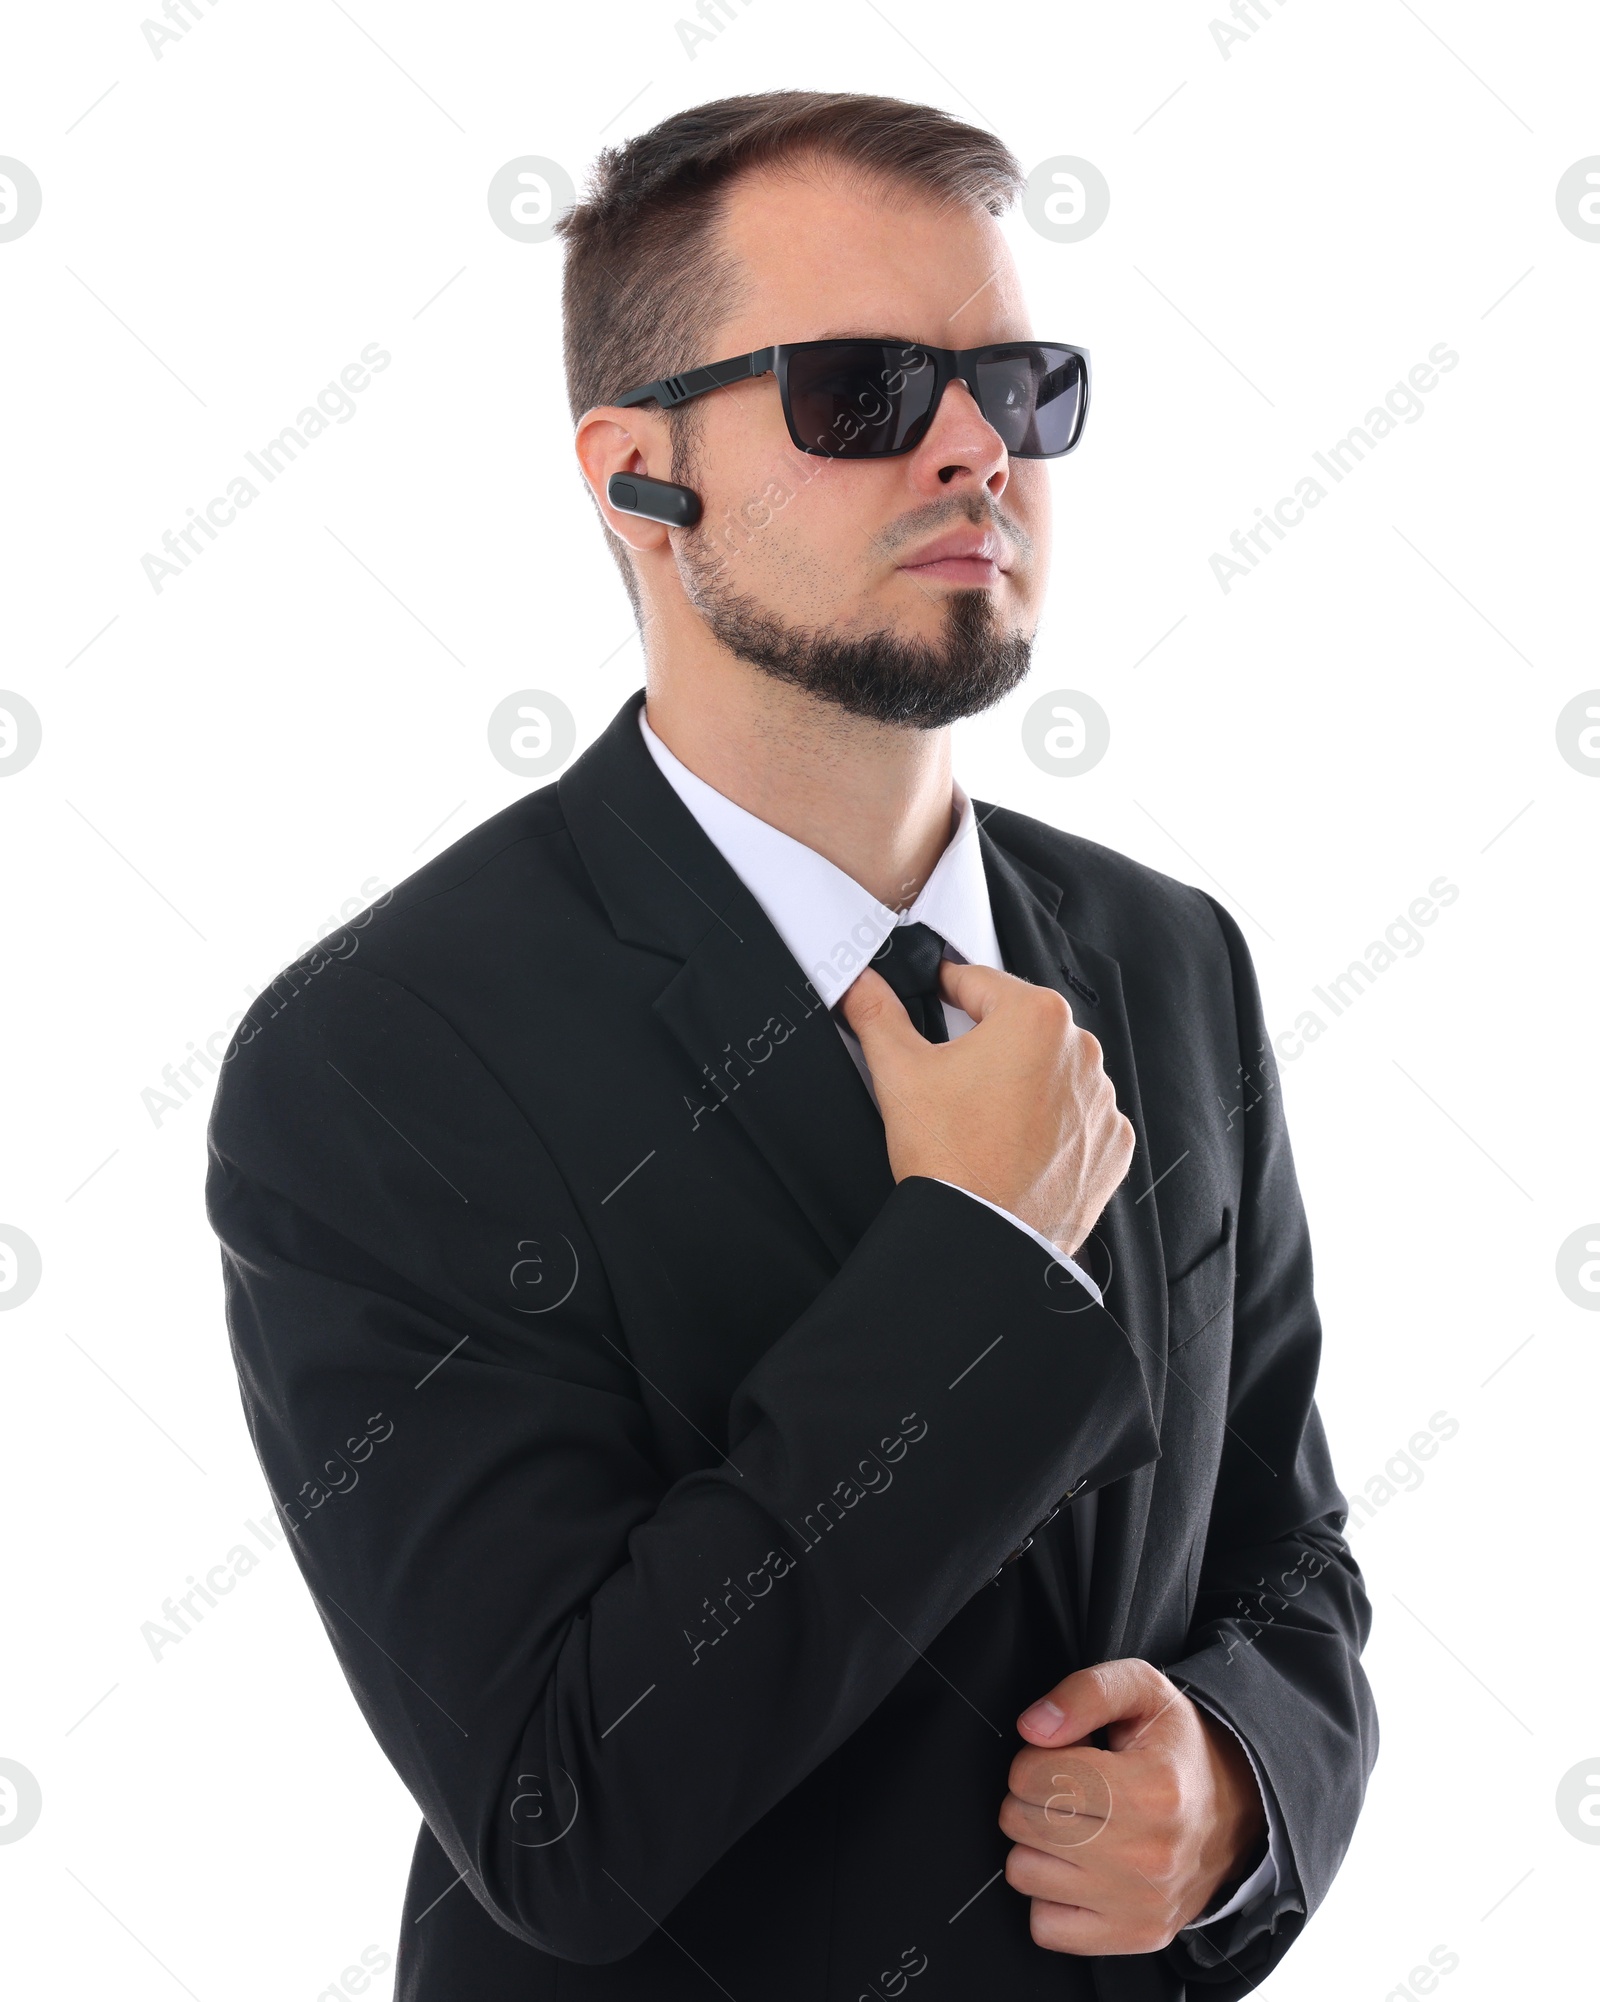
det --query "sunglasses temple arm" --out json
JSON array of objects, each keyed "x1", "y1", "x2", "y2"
[{"x1": 616, "y1": 347, "x2": 776, "y2": 411}]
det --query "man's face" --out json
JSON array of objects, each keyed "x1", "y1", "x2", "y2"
[{"x1": 662, "y1": 163, "x2": 1052, "y2": 728}]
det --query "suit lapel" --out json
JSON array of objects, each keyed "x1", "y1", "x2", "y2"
[
  {"x1": 977, "y1": 823, "x2": 1170, "y2": 1666},
  {"x1": 559, "y1": 691, "x2": 893, "y2": 1269},
  {"x1": 651, "y1": 904, "x2": 896, "y2": 1266}
]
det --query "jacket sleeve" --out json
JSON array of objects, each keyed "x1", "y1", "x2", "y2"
[
  {"x1": 205, "y1": 952, "x2": 1161, "y2": 1965},
  {"x1": 1156, "y1": 896, "x2": 1379, "y2": 1993}
]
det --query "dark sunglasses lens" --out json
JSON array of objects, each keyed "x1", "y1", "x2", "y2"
[
  {"x1": 784, "y1": 343, "x2": 938, "y2": 457},
  {"x1": 972, "y1": 346, "x2": 1085, "y2": 456}
]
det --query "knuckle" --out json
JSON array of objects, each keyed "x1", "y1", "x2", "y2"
[
  {"x1": 1130, "y1": 1832, "x2": 1170, "y2": 1881},
  {"x1": 1150, "y1": 1773, "x2": 1183, "y2": 1824}
]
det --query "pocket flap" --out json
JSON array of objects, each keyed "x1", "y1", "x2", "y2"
[{"x1": 1166, "y1": 1212, "x2": 1234, "y2": 1352}]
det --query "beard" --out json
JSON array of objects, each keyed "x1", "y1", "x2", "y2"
[{"x1": 677, "y1": 540, "x2": 1034, "y2": 730}]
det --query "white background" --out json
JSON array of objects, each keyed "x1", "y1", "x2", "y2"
[{"x1": 2, "y1": 2, "x2": 1597, "y2": 1996}]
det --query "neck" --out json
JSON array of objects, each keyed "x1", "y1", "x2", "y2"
[{"x1": 642, "y1": 647, "x2": 957, "y2": 913}]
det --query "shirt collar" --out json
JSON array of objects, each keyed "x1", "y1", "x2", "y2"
[{"x1": 637, "y1": 703, "x2": 1002, "y2": 1010}]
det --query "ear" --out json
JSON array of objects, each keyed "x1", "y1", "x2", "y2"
[{"x1": 574, "y1": 406, "x2": 674, "y2": 554}]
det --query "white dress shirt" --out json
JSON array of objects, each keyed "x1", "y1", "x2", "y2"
[{"x1": 638, "y1": 704, "x2": 1284, "y2": 1929}]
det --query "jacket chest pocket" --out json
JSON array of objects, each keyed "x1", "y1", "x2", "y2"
[{"x1": 1166, "y1": 1211, "x2": 1235, "y2": 1355}]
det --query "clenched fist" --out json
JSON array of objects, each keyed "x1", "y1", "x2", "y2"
[
  {"x1": 838, "y1": 959, "x2": 1135, "y2": 1257},
  {"x1": 1003, "y1": 1659, "x2": 1269, "y2": 1954}
]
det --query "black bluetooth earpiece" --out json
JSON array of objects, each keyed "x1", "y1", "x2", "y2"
[{"x1": 606, "y1": 471, "x2": 703, "y2": 529}]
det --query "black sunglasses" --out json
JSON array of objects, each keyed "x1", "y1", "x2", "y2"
[{"x1": 615, "y1": 338, "x2": 1090, "y2": 461}]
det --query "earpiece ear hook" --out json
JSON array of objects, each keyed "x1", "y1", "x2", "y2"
[{"x1": 607, "y1": 472, "x2": 702, "y2": 528}]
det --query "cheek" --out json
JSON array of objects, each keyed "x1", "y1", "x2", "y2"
[
  {"x1": 1008, "y1": 468, "x2": 1051, "y2": 573},
  {"x1": 711, "y1": 475, "x2": 868, "y2": 609}
]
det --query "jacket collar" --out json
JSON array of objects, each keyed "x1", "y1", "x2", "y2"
[
  {"x1": 636, "y1": 701, "x2": 1002, "y2": 1005},
  {"x1": 559, "y1": 690, "x2": 896, "y2": 1264}
]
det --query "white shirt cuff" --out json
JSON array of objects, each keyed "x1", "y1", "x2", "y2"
[
  {"x1": 1179, "y1": 1697, "x2": 1284, "y2": 1928},
  {"x1": 931, "y1": 1181, "x2": 1103, "y2": 1306}
]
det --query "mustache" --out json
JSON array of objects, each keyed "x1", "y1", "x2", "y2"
[{"x1": 871, "y1": 491, "x2": 1034, "y2": 564}]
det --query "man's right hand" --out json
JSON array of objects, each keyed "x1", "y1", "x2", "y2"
[{"x1": 838, "y1": 960, "x2": 1135, "y2": 1258}]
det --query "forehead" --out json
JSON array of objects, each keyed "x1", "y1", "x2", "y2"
[{"x1": 707, "y1": 160, "x2": 1030, "y2": 354}]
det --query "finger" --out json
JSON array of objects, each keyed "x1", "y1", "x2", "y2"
[
  {"x1": 1021, "y1": 1890, "x2": 1168, "y2": 1960},
  {"x1": 1006, "y1": 1851, "x2": 1174, "y2": 1959},
  {"x1": 934, "y1": 958, "x2": 1023, "y2": 1024},
  {"x1": 837, "y1": 965, "x2": 923, "y2": 1061},
  {"x1": 1004, "y1": 1841, "x2": 1096, "y2": 1912},
  {"x1": 1000, "y1": 1775, "x2": 1113, "y2": 1852},
  {"x1": 1017, "y1": 1659, "x2": 1172, "y2": 1747},
  {"x1": 1005, "y1": 1740, "x2": 1120, "y2": 1818}
]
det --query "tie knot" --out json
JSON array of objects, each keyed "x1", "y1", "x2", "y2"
[{"x1": 872, "y1": 921, "x2": 950, "y2": 1042}]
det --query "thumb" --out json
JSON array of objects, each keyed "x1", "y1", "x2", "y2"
[
  {"x1": 1017, "y1": 1659, "x2": 1171, "y2": 1748},
  {"x1": 838, "y1": 965, "x2": 925, "y2": 1064}
]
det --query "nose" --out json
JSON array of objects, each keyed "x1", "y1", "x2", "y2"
[{"x1": 909, "y1": 374, "x2": 1009, "y2": 500}]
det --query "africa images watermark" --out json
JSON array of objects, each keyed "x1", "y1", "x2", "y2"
[
  {"x1": 1209, "y1": 342, "x2": 1459, "y2": 593},
  {"x1": 680, "y1": 869, "x2": 939, "y2": 1134},
  {"x1": 674, "y1": 0, "x2": 758, "y2": 59},
  {"x1": 313, "y1": 1946, "x2": 393, "y2": 2002},
  {"x1": 1344, "y1": 1409, "x2": 1461, "y2": 1533},
  {"x1": 681, "y1": 1410, "x2": 930, "y2": 1664},
  {"x1": 1215, "y1": 1538, "x2": 1337, "y2": 1668},
  {"x1": 1209, "y1": 0, "x2": 1290, "y2": 61},
  {"x1": 139, "y1": 342, "x2": 391, "y2": 594},
  {"x1": 275, "y1": 1410, "x2": 396, "y2": 1537},
  {"x1": 1208, "y1": 1411, "x2": 1460, "y2": 1672},
  {"x1": 1273, "y1": 874, "x2": 1459, "y2": 1063},
  {"x1": 1384, "y1": 1946, "x2": 1462, "y2": 2002},
  {"x1": 140, "y1": 1414, "x2": 395, "y2": 1662},
  {"x1": 141, "y1": 876, "x2": 392, "y2": 1126},
  {"x1": 684, "y1": 1000, "x2": 811, "y2": 1132},
  {"x1": 140, "y1": 1507, "x2": 287, "y2": 1662},
  {"x1": 140, "y1": 0, "x2": 225, "y2": 61}
]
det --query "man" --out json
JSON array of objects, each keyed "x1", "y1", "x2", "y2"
[{"x1": 206, "y1": 91, "x2": 1376, "y2": 2001}]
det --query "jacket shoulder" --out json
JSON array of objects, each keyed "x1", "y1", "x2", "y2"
[
  {"x1": 209, "y1": 780, "x2": 592, "y2": 1101},
  {"x1": 977, "y1": 801, "x2": 1227, "y2": 960},
  {"x1": 375, "y1": 781, "x2": 571, "y2": 927},
  {"x1": 267, "y1": 780, "x2": 583, "y2": 991}
]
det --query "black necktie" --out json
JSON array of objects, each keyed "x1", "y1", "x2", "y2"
[{"x1": 873, "y1": 922, "x2": 950, "y2": 1043}]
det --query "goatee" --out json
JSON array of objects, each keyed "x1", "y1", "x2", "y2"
[{"x1": 680, "y1": 573, "x2": 1033, "y2": 730}]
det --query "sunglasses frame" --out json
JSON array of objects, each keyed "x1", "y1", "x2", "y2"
[{"x1": 614, "y1": 338, "x2": 1092, "y2": 461}]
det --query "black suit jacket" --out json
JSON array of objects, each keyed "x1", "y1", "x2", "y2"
[{"x1": 205, "y1": 687, "x2": 1376, "y2": 2001}]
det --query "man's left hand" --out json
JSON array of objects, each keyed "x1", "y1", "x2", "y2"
[{"x1": 1000, "y1": 1658, "x2": 1269, "y2": 1956}]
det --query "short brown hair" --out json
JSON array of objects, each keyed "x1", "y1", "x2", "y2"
[{"x1": 555, "y1": 91, "x2": 1024, "y2": 614}]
